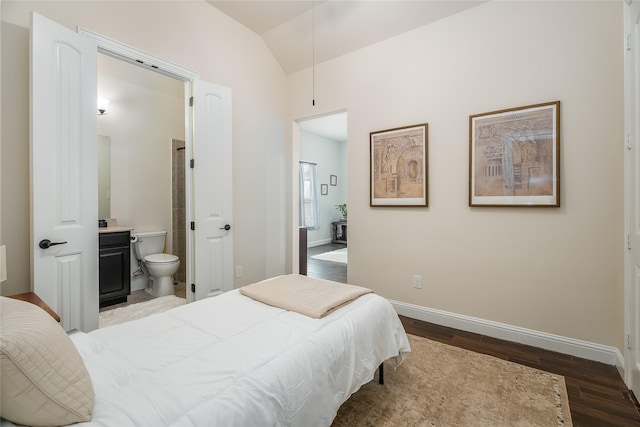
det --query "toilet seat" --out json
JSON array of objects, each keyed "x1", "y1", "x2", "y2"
[{"x1": 144, "y1": 253, "x2": 179, "y2": 264}]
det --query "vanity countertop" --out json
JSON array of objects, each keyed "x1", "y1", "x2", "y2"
[{"x1": 99, "y1": 226, "x2": 134, "y2": 234}]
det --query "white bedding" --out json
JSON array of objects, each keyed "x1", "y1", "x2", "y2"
[{"x1": 71, "y1": 287, "x2": 410, "y2": 426}]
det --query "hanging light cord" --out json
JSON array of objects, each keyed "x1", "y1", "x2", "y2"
[{"x1": 312, "y1": 0, "x2": 315, "y2": 106}]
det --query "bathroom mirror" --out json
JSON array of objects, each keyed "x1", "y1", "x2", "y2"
[{"x1": 98, "y1": 135, "x2": 111, "y2": 219}]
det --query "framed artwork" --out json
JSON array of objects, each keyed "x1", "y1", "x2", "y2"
[
  {"x1": 469, "y1": 101, "x2": 560, "y2": 207},
  {"x1": 330, "y1": 175, "x2": 337, "y2": 186},
  {"x1": 370, "y1": 123, "x2": 428, "y2": 207},
  {"x1": 321, "y1": 184, "x2": 328, "y2": 195}
]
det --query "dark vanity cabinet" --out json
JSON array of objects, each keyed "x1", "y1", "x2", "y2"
[{"x1": 99, "y1": 231, "x2": 131, "y2": 307}]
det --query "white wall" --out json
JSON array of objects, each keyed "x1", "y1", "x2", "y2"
[
  {"x1": 289, "y1": 1, "x2": 624, "y2": 351},
  {"x1": 0, "y1": 0, "x2": 290, "y2": 294},
  {"x1": 299, "y1": 130, "x2": 347, "y2": 246}
]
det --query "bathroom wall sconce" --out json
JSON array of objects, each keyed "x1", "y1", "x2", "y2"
[{"x1": 97, "y1": 97, "x2": 110, "y2": 115}]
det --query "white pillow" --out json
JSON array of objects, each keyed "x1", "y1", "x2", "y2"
[{"x1": 0, "y1": 296, "x2": 95, "y2": 426}]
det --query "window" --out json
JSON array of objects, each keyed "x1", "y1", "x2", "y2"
[{"x1": 299, "y1": 162, "x2": 319, "y2": 229}]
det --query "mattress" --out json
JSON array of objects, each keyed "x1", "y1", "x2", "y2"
[{"x1": 70, "y1": 287, "x2": 410, "y2": 426}]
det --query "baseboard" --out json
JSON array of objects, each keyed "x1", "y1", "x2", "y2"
[
  {"x1": 308, "y1": 238, "x2": 333, "y2": 248},
  {"x1": 390, "y1": 299, "x2": 624, "y2": 373}
]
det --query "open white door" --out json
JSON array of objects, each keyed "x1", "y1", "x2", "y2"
[
  {"x1": 31, "y1": 13, "x2": 98, "y2": 332},
  {"x1": 191, "y1": 79, "x2": 233, "y2": 300},
  {"x1": 626, "y1": 0, "x2": 640, "y2": 400}
]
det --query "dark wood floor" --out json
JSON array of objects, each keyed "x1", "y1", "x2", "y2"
[
  {"x1": 307, "y1": 244, "x2": 640, "y2": 426},
  {"x1": 307, "y1": 242, "x2": 347, "y2": 283},
  {"x1": 401, "y1": 316, "x2": 640, "y2": 427}
]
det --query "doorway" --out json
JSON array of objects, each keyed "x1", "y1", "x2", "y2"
[
  {"x1": 97, "y1": 53, "x2": 185, "y2": 296},
  {"x1": 297, "y1": 111, "x2": 347, "y2": 283},
  {"x1": 31, "y1": 16, "x2": 233, "y2": 331}
]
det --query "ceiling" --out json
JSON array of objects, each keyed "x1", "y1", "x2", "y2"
[
  {"x1": 99, "y1": 1, "x2": 484, "y2": 143},
  {"x1": 206, "y1": 1, "x2": 484, "y2": 141},
  {"x1": 207, "y1": 1, "x2": 484, "y2": 75}
]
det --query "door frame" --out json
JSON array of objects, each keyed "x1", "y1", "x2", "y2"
[
  {"x1": 624, "y1": 0, "x2": 640, "y2": 394},
  {"x1": 291, "y1": 108, "x2": 348, "y2": 275},
  {"x1": 77, "y1": 28, "x2": 199, "y2": 302}
]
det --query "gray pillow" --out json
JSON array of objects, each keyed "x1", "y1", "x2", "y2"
[{"x1": 0, "y1": 296, "x2": 95, "y2": 426}]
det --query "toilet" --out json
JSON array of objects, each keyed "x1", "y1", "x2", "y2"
[{"x1": 133, "y1": 231, "x2": 180, "y2": 297}]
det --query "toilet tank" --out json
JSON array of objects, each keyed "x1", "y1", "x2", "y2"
[{"x1": 133, "y1": 231, "x2": 167, "y2": 260}]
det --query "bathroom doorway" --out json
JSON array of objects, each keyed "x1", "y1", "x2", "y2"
[
  {"x1": 32, "y1": 19, "x2": 233, "y2": 330},
  {"x1": 97, "y1": 52, "x2": 186, "y2": 302}
]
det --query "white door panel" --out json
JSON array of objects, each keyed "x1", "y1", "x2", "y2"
[
  {"x1": 627, "y1": 16, "x2": 640, "y2": 397},
  {"x1": 57, "y1": 254, "x2": 83, "y2": 330},
  {"x1": 626, "y1": 0, "x2": 640, "y2": 399},
  {"x1": 192, "y1": 79, "x2": 233, "y2": 300},
  {"x1": 31, "y1": 13, "x2": 98, "y2": 332}
]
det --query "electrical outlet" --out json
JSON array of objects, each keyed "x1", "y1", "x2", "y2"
[
  {"x1": 413, "y1": 274, "x2": 422, "y2": 289},
  {"x1": 235, "y1": 265, "x2": 243, "y2": 278}
]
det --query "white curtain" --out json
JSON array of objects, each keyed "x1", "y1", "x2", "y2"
[{"x1": 299, "y1": 162, "x2": 319, "y2": 230}]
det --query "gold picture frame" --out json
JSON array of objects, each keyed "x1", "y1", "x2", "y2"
[
  {"x1": 370, "y1": 123, "x2": 428, "y2": 207},
  {"x1": 469, "y1": 101, "x2": 560, "y2": 207}
]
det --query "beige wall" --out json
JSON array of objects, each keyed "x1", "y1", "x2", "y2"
[
  {"x1": 1, "y1": 21, "x2": 31, "y2": 296},
  {"x1": 1, "y1": 0, "x2": 625, "y2": 353},
  {"x1": 0, "y1": 0, "x2": 290, "y2": 294},
  {"x1": 289, "y1": 1, "x2": 624, "y2": 350}
]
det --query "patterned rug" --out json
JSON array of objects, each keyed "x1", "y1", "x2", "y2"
[
  {"x1": 311, "y1": 247, "x2": 347, "y2": 264},
  {"x1": 333, "y1": 334, "x2": 572, "y2": 427},
  {"x1": 98, "y1": 295, "x2": 186, "y2": 328}
]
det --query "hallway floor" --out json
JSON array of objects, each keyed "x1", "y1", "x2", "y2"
[{"x1": 306, "y1": 242, "x2": 347, "y2": 283}]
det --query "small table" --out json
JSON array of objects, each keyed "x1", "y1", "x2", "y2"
[
  {"x1": 7, "y1": 292, "x2": 61, "y2": 322},
  {"x1": 331, "y1": 220, "x2": 347, "y2": 244}
]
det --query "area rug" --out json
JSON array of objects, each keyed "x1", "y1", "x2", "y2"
[
  {"x1": 332, "y1": 334, "x2": 572, "y2": 427},
  {"x1": 311, "y1": 247, "x2": 347, "y2": 264},
  {"x1": 99, "y1": 295, "x2": 186, "y2": 328}
]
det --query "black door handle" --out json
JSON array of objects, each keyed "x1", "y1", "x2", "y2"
[
  {"x1": 219, "y1": 224, "x2": 231, "y2": 231},
  {"x1": 39, "y1": 239, "x2": 68, "y2": 249}
]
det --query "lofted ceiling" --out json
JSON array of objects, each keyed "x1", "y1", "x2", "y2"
[
  {"x1": 207, "y1": 1, "x2": 484, "y2": 141},
  {"x1": 207, "y1": 1, "x2": 485, "y2": 75},
  {"x1": 99, "y1": 1, "x2": 485, "y2": 143}
]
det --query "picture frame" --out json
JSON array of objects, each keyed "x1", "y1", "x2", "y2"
[
  {"x1": 469, "y1": 101, "x2": 560, "y2": 207},
  {"x1": 320, "y1": 184, "x2": 328, "y2": 195},
  {"x1": 370, "y1": 123, "x2": 428, "y2": 207},
  {"x1": 330, "y1": 175, "x2": 337, "y2": 186}
]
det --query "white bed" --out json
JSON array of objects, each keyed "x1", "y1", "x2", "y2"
[
  {"x1": 0, "y1": 275, "x2": 410, "y2": 426},
  {"x1": 76, "y1": 281, "x2": 408, "y2": 426}
]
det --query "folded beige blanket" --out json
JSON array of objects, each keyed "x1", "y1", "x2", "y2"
[{"x1": 239, "y1": 274, "x2": 373, "y2": 318}]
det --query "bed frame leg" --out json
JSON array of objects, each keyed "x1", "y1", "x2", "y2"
[{"x1": 378, "y1": 363, "x2": 384, "y2": 385}]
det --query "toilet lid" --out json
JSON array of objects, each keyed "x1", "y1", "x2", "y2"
[{"x1": 144, "y1": 253, "x2": 179, "y2": 263}]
